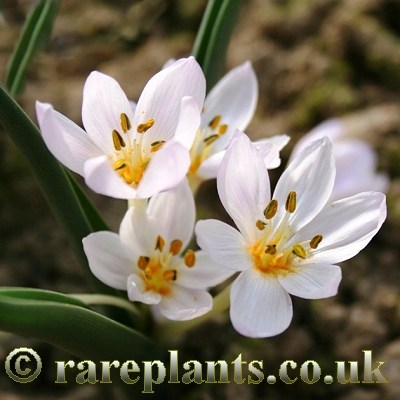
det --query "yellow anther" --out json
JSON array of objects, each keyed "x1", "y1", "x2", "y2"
[
  {"x1": 208, "y1": 115, "x2": 221, "y2": 130},
  {"x1": 137, "y1": 118, "x2": 155, "y2": 133},
  {"x1": 112, "y1": 129, "x2": 126, "y2": 151},
  {"x1": 292, "y1": 244, "x2": 306, "y2": 259},
  {"x1": 184, "y1": 249, "x2": 196, "y2": 268},
  {"x1": 151, "y1": 140, "x2": 166, "y2": 152},
  {"x1": 155, "y1": 235, "x2": 165, "y2": 251},
  {"x1": 113, "y1": 160, "x2": 126, "y2": 170},
  {"x1": 265, "y1": 244, "x2": 277, "y2": 255},
  {"x1": 285, "y1": 191, "x2": 297, "y2": 213},
  {"x1": 264, "y1": 199, "x2": 278, "y2": 219},
  {"x1": 218, "y1": 124, "x2": 228, "y2": 134},
  {"x1": 137, "y1": 256, "x2": 150, "y2": 270},
  {"x1": 163, "y1": 269, "x2": 177, "y2": 282},
  {"x1": 169, "y1": 239, "x2": 183, "y2": 256},
  {"x1": 203, "y1": 134, "x2": 219, "y2": 146},
  {"x1": 120, "y1": 113, "x2": 131, "y2": 133},
  {"x1": 310, "y1": 235, "x2": 323, "y2": 249},
  {"x1": 256, "y1": 220, "x2": 266, "y2": 230}
]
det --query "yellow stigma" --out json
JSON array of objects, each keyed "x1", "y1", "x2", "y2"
[
  {"x1": 184, "y1": 249, "x2": 196, "y2": 268},
  {"x1": 155, "y1": 235, "x2": 165, "y2": 251},
  {"x1": 208, "y1": 115, "x2": 221, "y2": 130},
  {"x1": 285, "y1": 191, "x2": 297, "y2": 213},
  {"x1": 120, "y1": 113, "x2": 131, "y2": 133},
  {"x1": 310, "y1": 235, "x2": 323, "y2": 249},
  {"x1": 169, "y1": 239, "x2": 183, "y2": 256},
  {"x1": 112, "y1": 129, "x2": 125, "y2": 151},
  {"x1": 292, "y1": 244, "x2": 306, "y2": 259},
  {"x1": 137, "y1": 118, "x2": 155, "y2": 133},
  {"x1": 264, "y1": 199, "x2": 278, "y2": 219}
]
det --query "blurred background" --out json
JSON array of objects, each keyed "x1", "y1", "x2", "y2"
[{"x1": 0, "y1": 0, "x2": 400, "y2": 398}]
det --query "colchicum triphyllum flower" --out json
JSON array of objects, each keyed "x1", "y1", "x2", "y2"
[
  {"x1": 36, "y1": 57, "x2": 205, "y2": 199},
  {"x1": 83, "y1": 179, "x2": 232, "y2": 321},
  {"x1": 195, "y1": 132, "x2": 386, "y2": 338},
  {"x1": 187, "y1": 61, "x2": 288, "y2": 190}
]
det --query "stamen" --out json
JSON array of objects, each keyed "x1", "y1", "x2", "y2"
[
  {"x1": 120, "y1": 113, "x2": 131, "y2": 133},
  {"x1": 292, "y1": 244, "x2": 306, "y2": 259},
  {"x1": 265, "y1": 244, "x2": 276, "y2": 255},
  {"x1": 310, "y1": 235, "x2": 323, "y2": 249},
  {"x1": 150, "y1": 140, "x2": 166, "y2": 152},
  {"x1": 163, "y1": 269, "x2": 177, "y2": 281},
  {"x1": 218, "y1": 124, "x2": 228, "y2": 134},
  {"x1": 285, "y1": 191, "x2": 297, "y2": 213},
  {"x1": 256, "y1": 220, "x2": 266, "y2": 230},
  {"x1": 184, "y1": 249, "x2": 196, "y2": 268},
  {"x1": 208, "y1": 115, "x2": 221, "y2": 130},
  {"x1": 137, "y1": 118, "x2": 155, "y2": 133},
  {"x1": 122, "y1": 167, "x2": 134, "y2": 184},
  {"x1": 169, "y1": 239, "x2": 183, "y2": 256},
  {"x1": 264, "y1": 199, "x2": 278, "y2": 219},
  {"x1": 112, "y1": 129, "x2": 126, "y2": 151},
  {"x1": 155, "y1": 235, "x2": 165, "y2": 251},
  {"x1": 137, "y1": 256, "x2": 150, "y2": 270},
  {"x1": 113, "y1": 160, "x2": 126, "y2": 170},
  {"x1": 203, "y1": 134, "x2": 219, "y2": 146}
]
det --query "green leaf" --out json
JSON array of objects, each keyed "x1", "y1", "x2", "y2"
[
  {"x1": 192, "y1": 0, "x2": 244, "y2": 90},
  {"x1": 0, "y1": 288, "x2": 159, "y2": 362},
  {"x1": 6, "y1": 0, "x2": 59, "y2": 96}
]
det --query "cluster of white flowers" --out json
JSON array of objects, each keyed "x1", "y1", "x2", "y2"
[{"x1": 36, "y1": 57, "x2": 387, "y2": 338}]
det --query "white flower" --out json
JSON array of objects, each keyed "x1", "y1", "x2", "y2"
[
  {"x1": 290, "y1": 119, "x2": 389, "y2": 202},
  {"x1": 36, "y1": 57, "x2": 206, "y2": 199},
  {"x1": 188, "y1": 62, "x2": 288, "y2": 186},
  {"x1": 195, "y1": 132, "x2": 386, "y2": 338},
  {"x1": 83, "y1": 179, "x2": 232, "y2": 321}
]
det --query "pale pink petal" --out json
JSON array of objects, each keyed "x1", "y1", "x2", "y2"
[
  {"x1": 230, "y1": 269, "x2": 293, "y2": 338},
  {"x1": 279, "y1": 264, "x2": 342, "y2": 299},
  {"x1": 197, "y1": 150, "x2": 225, "y2": 180},
  {"x1": 195, "y1": 220, "x2": 252, "y2": 272},
  {"x1": 127, "y1": 274, "x2": 161, "y2": 305},
  {"x1": 176, "y1": 251, "x2": 234, "y2": 289},
  {"x1": 147, "y1": 178, "x2": 195, "y2": 247},
  {"x1": 136, "y1": 142, "x2": 190, "y2": 198},
  {"x1": 289, "y1": 192, "x2": 386, "y2": 264},
  {"x1": 157, "y1": 286, "x2": 212, "y2": 321},
  {"x1": 36, "y1": 101, "x2": 101, "y2": 175},
  {"x1": 135, "y1": 57, "x2": 205, "y2": 145},
  {"x1": 254, "y1": 135, "x2": 290, "y2": 169},
  {"x1": 272, "y1": 137, "x2": 335, "y2": 233},
  {"x1": 217, "y1": 131, "x2": 271, "y2": 243},
  {"x1": 170, "y1": 96, "x2": 201, "y2": 150},
  {"x1": 83, "y1": 155, "x2": 139, "y2": 199},
  {"x1": 82, "y1": 71, "x2": 135, "y2": 154},
  {"x1": 82, "y1": 232, "x2": 132, "y2": 290}
]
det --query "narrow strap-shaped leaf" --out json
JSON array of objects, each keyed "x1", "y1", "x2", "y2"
[
  {"x1": 0, "y1": 288, "x2": 159, "y2": 363},
  {"x1": 192, "y1": 0, "x2": 244, "y2": 90},
  {"x1": 6, "y1": 0, "x2": 59, "y2": 95}
]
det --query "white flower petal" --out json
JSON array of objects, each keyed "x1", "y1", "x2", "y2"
[
  {"x1": 217, "y1": 131, "x2": 271, "y2": 242},
  {"x1": 136, "y1": 142, "x2": 190, "y2": 198},
  {"x1": 135, "y1": 57, "x2": 205, "y2": 145},
  {"x1": 82, "y1": 71, "x2": 135, "y2": 154},
  {"x1": 147, "y1": 178, "x2": 195, "y2": 247},
  {"x1": 230, "y1": 269, "x2": 293, "y2": 338},
  {"x1": 160, "y1": 96, "x2": 200, "y2": 151},
  {"x1": 254, "y1": 135, "x2": 290, "y2": 169},
  {"x1": 176, "y1": 251, "x2": 234, "y2": 289},
  {"x1": 83, "y1": 155, "x2": 139, "y2": 199},
  {"x1": 36, "y1": 101, "x2": 101, "y2": 175},
  {"x1": 157, "y1": 286, "x2": 212, "y2": 321},
  {"x1": 290, "y1": 192, "x2": 387, "y2": 264},
  {"x1": 279, "y1": 264, "x2": 342, "y2": 299},
  {"x1": 197, "y1": 150, "x2": 226, "y2": 180},
  {"x1": 195, "y1": 219, "x2": 252, "y2": 272},
  {"x1": 82, "y1": 232, "x2": 133, "y2": 290},
  {"x1": 127, "y1": 274, "x2": 161, "y2": 305},
  {"x1": 202, "y1": 61, "x2": 258, "y2": 144},
  {"x1": 272, "y1": 137, "x2": 335, "y2": 232}
]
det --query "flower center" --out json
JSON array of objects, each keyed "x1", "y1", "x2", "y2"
[
  {"x1": 111, "y1": 114, "x2": 163, "y2": 186},
  {"x1": 189, "y1": 114, "x2": 228, "y2": 175},
  {"x1": 250, "y1": 191, "x2": 323, "y2": 276},
  {"x1": 136, "y1": 236, "x2": 197, "y2": 296}
]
